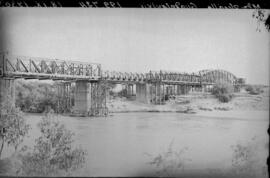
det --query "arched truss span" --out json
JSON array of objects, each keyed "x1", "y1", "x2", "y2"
[{"x1": 198, "y1": 69, "x2": 238, "y2": 84}]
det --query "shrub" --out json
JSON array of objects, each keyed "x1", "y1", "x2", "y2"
[
  {"x1": 15, "y1": 81, "x2": 59, "y2": 113},
  {"x1": 211, "y1": 83, "x2": 234, "y2": 103},
  {"x1": 19, "y1": 112, "x2": 86, "y2": 176},
  {"x1": 230, "y1": 138, "x2": 266, "y2": 177},
  {"x1": 0, "y1": 94, "x2": 30, "y2": 158},
  {"x1": 245, "y1": 85, "x2": 263, "y2": 95},
  {"x1": 145, "y1": 141, "x2": 191, "y2": 177}
]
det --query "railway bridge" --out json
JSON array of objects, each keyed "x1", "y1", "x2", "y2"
[{"x1": 0, "y1": 53, "x2": 245, "y2": 116}]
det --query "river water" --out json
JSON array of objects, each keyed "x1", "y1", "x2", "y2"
[{"x1": 3, "y1": 112, "x2": 269, "y2": 177}]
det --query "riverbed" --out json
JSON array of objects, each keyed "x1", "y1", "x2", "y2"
[{"x1": 2, "y1": 111, "x2": 269, "y2": 177}]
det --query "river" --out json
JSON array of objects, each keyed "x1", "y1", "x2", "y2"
[{"x1": 2, "y1": 112, "x2": 269, "y2": 177}]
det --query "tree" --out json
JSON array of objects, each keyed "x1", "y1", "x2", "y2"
[
  {"x1": 252, "y1": 9, "x2": 270, "y2": 32},
  {"x1": 19, "y1": 111, "x2": 86, "y2": 176},
  {"x1": 0, "y1": 93, "x2": 30, "y2": 158},
  {"x1": 15, "y1": 80, "x2": 59, "y2": 113}
]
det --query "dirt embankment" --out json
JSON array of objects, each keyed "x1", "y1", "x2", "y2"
[{"x1": 107, "y1": 87, "x2": 269, "y2": 118}]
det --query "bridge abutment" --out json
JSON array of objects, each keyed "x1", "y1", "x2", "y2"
[{"x1": 0, "y1": 78, "x2": 15, "y2": 107}]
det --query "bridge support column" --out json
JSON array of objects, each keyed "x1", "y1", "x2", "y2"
[
  {"x1": 177, "y1": 85, "x2": 181, "y2": 95},
  {"x1": 0, "y1": 78, "x2": 15, "y2": 107},
  {"x1": 152, "y1": 83, "x2": 162, "y2": 104},
  {"x1": 73, "y1": 81, "x2": 91, "y2": 115},
  {"x1": 73, "y1": 81, "x2": 108, "y2": 116},
  {"x1": 166, "y1": 85, "x2": 173, "y2": 96},
  {"x1": 57, "y1": 82, "x2": 72, "y2": 113},
  {"x1": 136, "y1": 83, "x2": 151, "y2": 104},
  {"x1": 126, "y1": 84, "x2": 134, "y2": 99},
  {"x1": 172, "y1": 85, "x2": 175, "y2": 95},
  {"x1": 202, "y1": 85, "x2": 206, "y2": 92},
  {"x1": 178, "y1": 85, "x2": 186, "y2": 95},
  {"x1": 187, "y1": 85, "x2": 191, "y2": 94}
]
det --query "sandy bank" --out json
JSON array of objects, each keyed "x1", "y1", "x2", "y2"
[{"x1": 107, "y1": 88, "x2": 269, "y2": 119}]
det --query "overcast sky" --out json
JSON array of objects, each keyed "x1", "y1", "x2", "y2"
[{"x1": 1, "y1": 8, "x2": 269, "y2": 85}]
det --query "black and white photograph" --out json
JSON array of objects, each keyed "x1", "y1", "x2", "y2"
[{"x1": 0, "y1": 7, "x2": 269, "y2": 177}]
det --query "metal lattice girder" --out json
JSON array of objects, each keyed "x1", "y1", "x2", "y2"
[
  {"x1": 1, "y1": 53, "x2": 101, "y2": 80},
  {"x1": 0, "y1": 53, "x2": 242, "y2": 86},
  {"x1": 198, "y1": 69, "x2": 238, "y2": 84},
  {"x1": 102, "y1": 70, "x2": 147, "y2": 82},
  {"x1": 101, "y1": 70, "x2": 203, "y2": 84}
]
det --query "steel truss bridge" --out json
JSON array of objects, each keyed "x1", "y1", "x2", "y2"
[
  {"x1": 0, "y1": 53, "x2": 245, "y2": 116},
  {"x1": 0, "y1": 53, "x2": 242, "y2": 85}
]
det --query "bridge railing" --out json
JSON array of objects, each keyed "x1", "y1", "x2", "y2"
[{"x1": 1, "y1": 53, "x2": 101, "y2": 80}]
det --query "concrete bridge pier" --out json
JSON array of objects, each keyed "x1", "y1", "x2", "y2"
[
  {"x1": 73, "y1": 81, "x2": 108, "y2": 116},
  {"x1": 172, "y1": 85, "x2": 176, "y2": 95},
  {"x1": 176, "y1": 85, "x2": 181, "y2": 95},
  {"x1": 151, "y1": 83, "x2": 163, "y2": 104},
  {"x1": 202, "y1": 84, "x2": 206, "y2": 92},
  {"x1": 126, "y1": 84, "x2": 134, "y2": 99},
  {"x1": 176, "y1": 85, "x2": 188, "y2": 95},
  {"x1": 0, "y1": 78, "x2": 15, "y2": 107},
  {"x1": 73, "y1": 81, "x2": 91, "y2": 116},
  {"x1": 136, "y1": 83, "x2": 151, "y2": 104}
]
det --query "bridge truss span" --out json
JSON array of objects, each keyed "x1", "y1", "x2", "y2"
[
  {"x1": 0, "y1": 53, "x2": 102, "y2": 80},
  {"x1": 0, "y1": 53, "x2": 244, "y2": 86},
  {"x1": 101, "y1": 71, "x2": 148, "y2": 83},
  {"x1": 198, "y1": 69, "x2": 238, "y2": 85}
]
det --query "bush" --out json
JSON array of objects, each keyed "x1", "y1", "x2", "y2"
[
  {"x1": 218, "y1": 94, "x2": 233, "y2": 103},
  {"x1": 19, "y1": 112, "x2": 86, "y2": 176},
  {"x1": 0, "y1": 94, "x2": 30, "y2": 158},
  {"x1": 211, "y1": 83, "x2": 234, "y2": 103},
  {"x1": 15, "y1": 80, "x2": 60, "y2": 113},
  {"x1": 245, "y1": 85, "x2": 263, "y2": 95},
  {"x1": 145, "y1": 141, "x2": 191, "y2": 177}
]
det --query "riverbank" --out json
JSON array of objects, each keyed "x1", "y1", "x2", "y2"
[{"x1": 107, "y1": 87, "x2": 269, "y2": 119}]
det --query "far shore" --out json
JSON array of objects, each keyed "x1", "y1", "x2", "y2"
[
  {"x1": 107, "y1": 88, "x2": 269, "y2": 120},
  {"x1": 22, "y1": 87, "x2": 269, "y2": 120}
]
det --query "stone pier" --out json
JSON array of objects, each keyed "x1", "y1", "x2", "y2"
[{"x1": 0, "y1": 78, "x2": 15, "y2": 106}]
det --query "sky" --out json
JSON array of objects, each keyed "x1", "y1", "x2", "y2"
[{"x1": 0, "y1": 8, "x2": 269, "y2": 85}]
